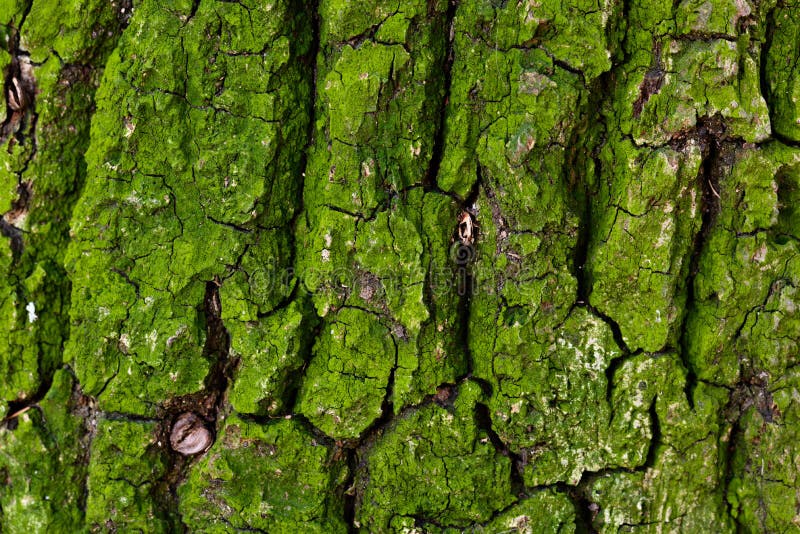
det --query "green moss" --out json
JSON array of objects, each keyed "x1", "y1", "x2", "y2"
[
  {"x1": 610, "y1": 1, "x2": 770, "y2": 146},
  {"x1": 228, "y1": 297, "x2": 317, "y2": 416},
  {"x1": 588, "y1": 136, "x2": 703, "y2": 353},
  {"x1": 0, "y1": 370, "x2": 88, "y2": 533},
  {"x1": 475, "y1": 305, "x2": 659, "y2": 487},
  {"x1": 727, "y1": 368, "x2": 800, "y2": 531},
  {"x1": 354, "y1": 381, "x2": 514, "y2": 530},
  {"x1": 453, "y1": 0, "x2": 612, "y2": 81},
  {"x1": 477, "y1": 490, "x2": 577, "y2": 533},
  {"x1": 2, "y1": 0, "x2": 800, "y2": 531},
  {"x1": 22, "y1": 0, "x2": 125, "y2": 63},
  {"x1": 675, "y1": 0, "x2": 753, "y2": 36},
  {"x1": 588, "y1": 359, "x2": 734, "y2": 532},
  {"x1": 440, "y1": 25, "x2": 589, "y2": 197},
  {"x1": 0, "y1": 1, "x2": 29, "y2": 45},
  {"x1": 64, "y1": 0, "x2": 313, "y2": 415},
  {"x1": 765, "y1": 4, "x2": 800, "y2": 141},
  {"x1": 296, "y1": 307, "x2": 395, "y2": 439},
  {"x1": 85, "y1": 418, "x2": 171, "y2": 531},
  {"x1": 687, "y1": 144, "x2": 800, "y2": 385},
  {"x1": 296, "y1": 0, "x2": 467, "y2": 425},
  {"x1": 179, "y1": 415, "x2": 347, "y2": 532}
]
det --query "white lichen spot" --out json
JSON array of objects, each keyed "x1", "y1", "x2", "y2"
[
  {"x1": 510, "y1": 401, "x2": 523, "y2": 414},
  {"x1": 321, "y1": 249, "x2": 331, "y2": 262},
  {"x1": 324, "y1": 232, "x2": 333, "y2": 247},
  {"x1": 361, "y1": 159, "x2": 373, "y2": 177},
  {"x1": 508, "y1": 515, "x2": 532, "y2": 534},
  {"x1": 734, "y1": 0, "x2": 751, "y2": 19},
  {"x1": 119, "y1": 333, "x2": 130, "y2": 353},
  {"x1": 518, "y1": 71, "x2": 556, "y2": 96},
  {"x1": 146, "y1": 330, "x2": 158, "y2": 352},
  {"x1": 123, "y1": 117, "x2": 136, "y2": 138},
  {"x1": 752, "y1": 243, "x2": 768, "y2": 263},
  {"x1": 167, "y1": 325, "x2": 188, "y2": 348},
  {"x1": 655, "y1": 218, "x2": 674, "y2": 248},
  {"x1": 26, "y1": 302, "x2": 37, "y2": 323},
  {"x1": 125, "y1": 191, "x2": 142, "y2": 208},
  {"x1": 717, "y1": 43, "x2": 739, "y2": 78}
]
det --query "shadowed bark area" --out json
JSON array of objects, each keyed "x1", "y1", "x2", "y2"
[{"x1": 1, "y1": 0, "x2": 799, "y2": 532}]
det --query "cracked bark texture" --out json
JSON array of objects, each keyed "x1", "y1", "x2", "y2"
[{"x1": 1, "y1": 0, "x2": 800, "y2": 532}]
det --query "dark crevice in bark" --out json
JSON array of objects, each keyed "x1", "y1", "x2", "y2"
[
  {"x1": 767, "y1": 130, "x2": 800, "y2": 149},
  {"x1": 155, "y1": 279, "x2": 234, "y2": 530},
  {"x1": 573, "y1": 196, "x2": 592, "y2": 308},
  {"x1": 280, "y1": 310, "x2": 321, "y2": 417},
  {"x1": 347, "y1": 335, "x2": 400, "y2": 451},
  {"x1": 0, "y1": 180, "x2": 30, "y2": 258},
  {"x1": 290, "y1": 0, "x2": 320, "y2": 240},
  {"x1": 677, "y1": 117, "x2": 726, "y2": 409},
  {"x1": 201, "y1": 279, "x2": 235, "y2": 416},
  {"x1": 721, "y1": 389, "x2": 746, "y2": 531},
  {"x1": 718, "y1": 370, "x2": 781, "y2": 530},
  {"x1": 567, "y1": 39, "x2": 636, "y2": 369},
  {"x1": 556, "y1": 482, "x2": 599, "y2": 534},
  {"x1": 264, "y1": 0, "x2": 319, "y2": 418},
  {"x1": 454, "y1": 174, "x2": 482, "y2": 381},
  {"x1": 566, "y1": 68, "x2": 598, "y2": 307},
  {"x1": 758, "y1": 5, "x2": 776, "y2": 137},
  {"x1": 573, "y1": 495, "x2": 600, "y2": 533},
  {"x1": 341, "y1": 448, "x2": 358, "y2": 534},
  {"x1": 65, "y1": 366, "x2": 100, "y2": 518},
  {"x1": 632, "y1": 40, "x2": 665, "y2": 118},
  {"x1": 422, "y1": 0, "x2": 457, "y2": 194},
  {"x1": 475, "y1": 403, "x2": 525, "y2": 496},
  {"x1": 1, "y1": 48, "x2": 38, "y2": 255},
  {"x1": 643, "y1": 397, "x2": 662, "y2": 468},
  {"x1": 2, "y1": 367, "x2": 53, "y2": 430}
]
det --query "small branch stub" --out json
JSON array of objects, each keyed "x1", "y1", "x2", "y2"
[
  {"x1": 7, "y1": 76, "x2": 26, "y2": 111},
  {"x1": 456, "y1": 210, "x2": 474, "y2": 247},
  {"x1": 170, "y1": 412, "x2": 213, "y2": 455},
  {"x1": 451, "y1": 210, "x2": 477, "y2": 268}
]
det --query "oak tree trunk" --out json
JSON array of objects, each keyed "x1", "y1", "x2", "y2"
[{"x1": 2, "y1": 0, "x2": 800, "y2": 531}]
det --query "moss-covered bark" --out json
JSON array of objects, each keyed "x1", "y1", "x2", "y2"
[{"x1": 1, "y1": 0, "x2": 799, "y2": 532}]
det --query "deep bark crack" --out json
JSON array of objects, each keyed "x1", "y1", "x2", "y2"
[{"x1": 677, "y1": 117, "x2": 726, "y2": 408}]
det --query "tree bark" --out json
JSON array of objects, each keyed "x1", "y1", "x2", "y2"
[{"x1": 1, "y1": 0, "x2": 799, "y2": 532}]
